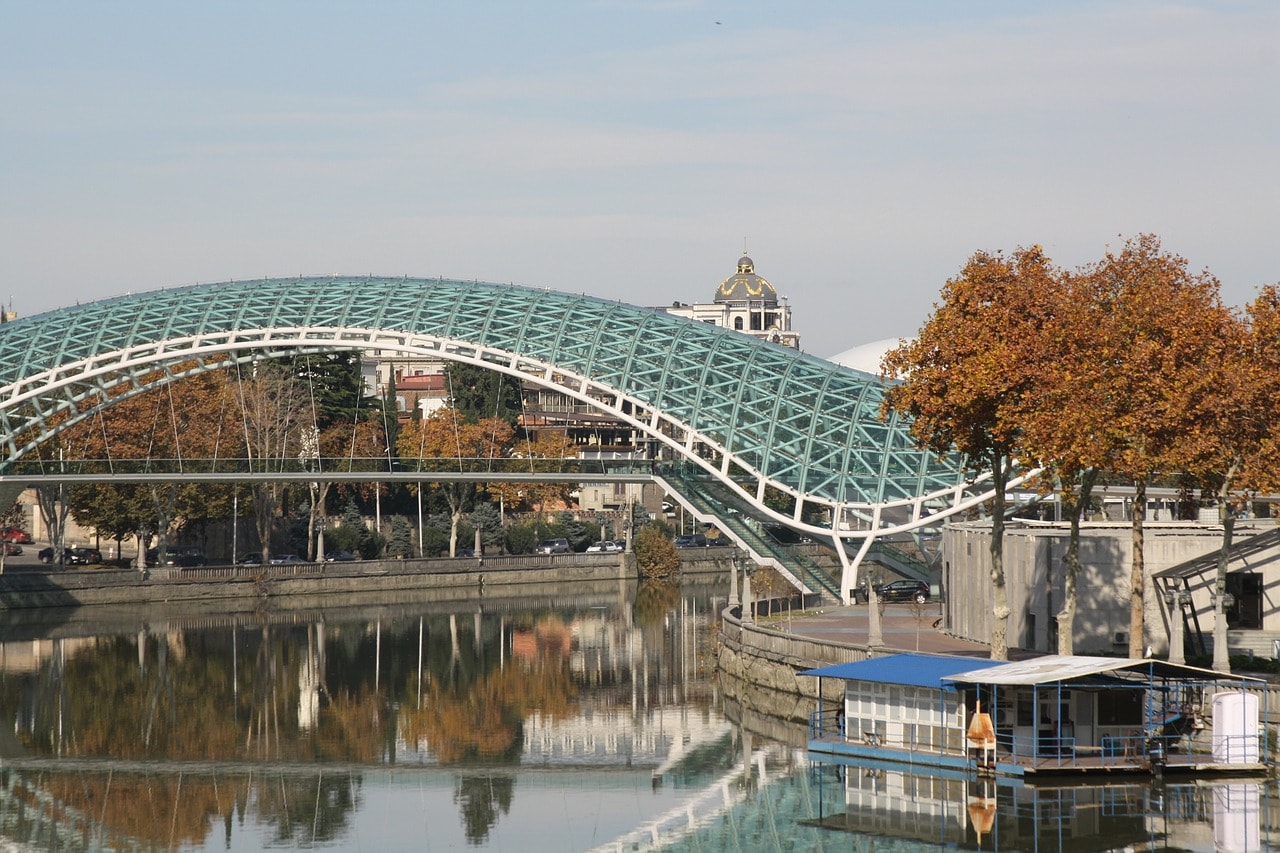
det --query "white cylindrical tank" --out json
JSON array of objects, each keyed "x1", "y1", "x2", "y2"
[{"x1": 1212, "y1": 691, "x2": 1259, "y2": 764}]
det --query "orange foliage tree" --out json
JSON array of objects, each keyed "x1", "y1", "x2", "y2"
[
  {"x1": 1078, "y1": 235, "x2": 1235, "y2": 658},
  {"x1": 882, "y1": 247, "x2": 1062, "y2": 660},
  {"x1": 396, "y1": 407, "x2": 514, "y2": 555},
  {"x1": 1182, "y1": 282, "x2": 1280, "y2": 670},
  {"x1": 59, "y1": 363, "x2": 243, "y2": 563}
]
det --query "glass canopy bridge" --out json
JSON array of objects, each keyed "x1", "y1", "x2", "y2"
[{"x1": 0, "y1": 275, "x2": 1008, "y2": 604}]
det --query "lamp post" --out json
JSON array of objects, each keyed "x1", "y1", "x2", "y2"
[
  {"x1": 866, "y1": 570, "x2": 884, "y2": 648},
  {"x1": 1163, "y1": 589, "x2": 1194, "y2": 665},
  {"x1": 729, "y1": 554, "x2": 740, "y2": 610}
]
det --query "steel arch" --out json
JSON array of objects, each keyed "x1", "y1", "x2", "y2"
[{"x1": 0, "y1": 276, "x2": 1001, "y2": 599}]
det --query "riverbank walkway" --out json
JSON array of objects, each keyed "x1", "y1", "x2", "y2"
[{"x1": 768, "y1": 601, "x2": 996, "y2": 658}]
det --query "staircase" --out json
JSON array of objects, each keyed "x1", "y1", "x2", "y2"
[
  {"x1": 864, "y1": 541, "x2": 934, "y2": 583},
  {"x1": 655, "y1": 465, "x2": 842, "y2": 603}
]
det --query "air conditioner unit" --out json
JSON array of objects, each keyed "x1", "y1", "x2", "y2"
[{"x1": 1113, "y1": 630, "x2": 1129, "y2": 646}]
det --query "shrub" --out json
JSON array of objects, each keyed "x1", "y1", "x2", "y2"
[{"x1": 634, "y1": 523, "x2": 680, "y2": 579}]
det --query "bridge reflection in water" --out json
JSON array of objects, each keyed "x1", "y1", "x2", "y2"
[{"x1": 0, "y1": 581, "x2": 1275, "y2": 852}]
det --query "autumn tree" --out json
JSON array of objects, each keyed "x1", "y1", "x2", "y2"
[
  {"x1": 396, "y1": 406, "x2": 514, "y2": 555},
  {"x1": 882, "y1": 247, "x2": 1061, "y2": 660},
  {"x1": 1081, "y1": 235, "x2": 1232, "y2": 659},
  {"x1": 509, "y1": 432, "x2": 580, "y2": 513},
  {"x1": 59, "y1": 363, "x2": 242, "y2": 566},
  {"x1": 235, "y1": 360, "x2": 308, "y2": 562},
  {"x1": 1180, "y1": 283, "x2": 1280, "y2": 670},
  {"x1": 1012, "y1": 266, "x2": 1109, "y2": 655},
  {"x1": 634, "y1": 522, "x2": 680, "y2": 579}
]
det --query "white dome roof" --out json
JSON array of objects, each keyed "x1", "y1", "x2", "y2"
[{"x1": 827, "y1": 338, "x2": 909, "y2": 376}]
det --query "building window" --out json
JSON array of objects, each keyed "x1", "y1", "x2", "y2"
[{"x1": 733, "y1": 317, "x2": 744, "y2": 331}]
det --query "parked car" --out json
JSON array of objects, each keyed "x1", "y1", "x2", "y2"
[
  {"x1": 674, "y1": 534, "x2": 708, "y2": 548},
  {"x1": 324, "y1": 550, "x2": 358, "y2": 562},
  {"x1": 237, "y1": 553, "x2": 264, "y2": 566},
  {"x1": 455, "y1": 547, "x2": 475, "y2": 558},
  {"x1": 1, "y1": 527, "x2": 32, "y2": 544},
  {"x1": 586, "y1": 540, "x2": 623, "y2": 553},
  {"x1": 270, "y1": 554, "x2": 305, "y2": 564},
  {"x1": 39, "y1": 546, "x2": 102, "y2": 566},
  {"x1": 147, "y1": 546, "x2": 208, "y2": 568},
  {"x1": 855, "y1": 579, "x2": 930, "y2": 604},
  {"x1": 2, "y1": 542, "x2": 22, "y2": 556},
  {"x1": 537, "y1": 538, "x2": 572, "y2": 554}
]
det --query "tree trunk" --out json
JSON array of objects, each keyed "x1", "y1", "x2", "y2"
[
  {"x1": 306, "y1": 481, "x2": 332, "y2": 561},
  {"x1": 1056, "y1": 469, "x2": 1097, "y2": 656},
  {"x1": 36, "y1": 485, "x2": 68, "y2": 553},
  {"x1": 1128, "y1": 477, "x2": 1148, "y2": 659},
  {"x1": 148, "y1": 483, "x2": 177, "y2": 566},
  {"x1": 1211, "y1": 465, "x2": 1240, "y2": 673},
  {"x1": 253, "y1": 483, "x2": 278, "y2": 562},
  {"x1": 989, "y1": 455, "x2": 1010, "y2": 661}
]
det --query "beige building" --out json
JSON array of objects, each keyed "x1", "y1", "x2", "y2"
[
  {"x1": 942, "y1": 517, "x2": 1280, "y2": 660},
  {"x1": 663, "y1": 254, "x2": 799, "y2": 349}
]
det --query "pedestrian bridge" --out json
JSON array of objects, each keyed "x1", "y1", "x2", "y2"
[{"x1": 0, "y1": 276, "x2": 1004, "y2": 601}]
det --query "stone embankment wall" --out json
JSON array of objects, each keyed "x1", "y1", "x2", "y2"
[
  {"x1": 0, "y1": 550, "x2": 737, "y2": 610},
  {"x1": 716, "y1": 608, "x2": 864, "y2": 723}
]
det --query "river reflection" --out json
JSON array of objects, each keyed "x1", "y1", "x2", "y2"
[{"x1": 0, "y1": 577, "x2": 1276, "y2": 852}]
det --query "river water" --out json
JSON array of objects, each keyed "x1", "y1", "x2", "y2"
[{"x1": 0, "y1": 576, "x2": 1274, "y2": 851}]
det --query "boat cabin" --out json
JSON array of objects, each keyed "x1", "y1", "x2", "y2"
[{"x1": 804, "y1": 653, "x2": 1267, "y2": 777}]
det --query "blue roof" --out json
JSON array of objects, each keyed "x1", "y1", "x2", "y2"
[{"x1": 801, "y1": 654, "x2": 1006, "y2": 690}]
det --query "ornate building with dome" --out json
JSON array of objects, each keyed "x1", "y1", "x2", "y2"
[{"x1": 663, "y1": 253, "x2": 799, "y2": 349}]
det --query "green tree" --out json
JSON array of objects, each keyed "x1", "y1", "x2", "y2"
[
  {"x1": 386, "y1": 516, "x2": 414, "y2": 559},
  {"x1": 444, "y1": 363, "x2": 522, "y2": 426},
  {"x1": 468, "y1": 503, "x2": 505, "y2": 554}
]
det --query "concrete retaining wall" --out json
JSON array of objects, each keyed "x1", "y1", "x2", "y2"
[
  {"x1": 0, "y1": 548, "x2": 737, "y2": 610},
  {"x1": 715, "y1": 608, "x2": 866, "y2": 723}
]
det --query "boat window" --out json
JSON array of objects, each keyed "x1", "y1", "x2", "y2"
[
  {"x1": 1097, "y1": 690, "x2": 1143, "y2": 726},
  {"x1": 1016, "y1": 694, "x2": 1034, "y2": 727}
]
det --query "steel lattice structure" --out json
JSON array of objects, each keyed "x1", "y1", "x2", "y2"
[{"x1": 0, "y1": 276, "x2": 1000, "y2": 599}]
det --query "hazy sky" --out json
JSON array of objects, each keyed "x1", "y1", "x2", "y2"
[{"x1": 3, "y1": 1, "x2": 1276, "y2": 358}]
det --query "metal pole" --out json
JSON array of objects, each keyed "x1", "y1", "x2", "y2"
[{"x1": 232, "y1": 488, "x2": 238, "y2": 565}]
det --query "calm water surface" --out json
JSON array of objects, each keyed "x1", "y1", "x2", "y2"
[{"x1": 0, "y1": 577, "x2": 1275, "y2": 851}]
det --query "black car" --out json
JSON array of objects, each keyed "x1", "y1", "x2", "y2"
[
  {"x1": 38, "y1": 546, "x2": 102, "y2": 566},
  {"x1": 674, "y1": 534, "x2": 708, "y2": 548},
  {"x1": 147, "y1": 546, "x2": 208, "y2": 568},
  {"x1": 324, "y1": 550, "x2": 358, "y2": 562},
  {"x1": 855, "y1": 579, "x2": 930, "y2": 604}
]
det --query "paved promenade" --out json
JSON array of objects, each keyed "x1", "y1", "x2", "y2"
[{"x1": 781, "y1": 601, "x2": 995, "y2": 658}]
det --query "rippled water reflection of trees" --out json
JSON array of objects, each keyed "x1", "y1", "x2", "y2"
[{"x1": 0, "y1": 584, "x2": 722, "y2": 849}]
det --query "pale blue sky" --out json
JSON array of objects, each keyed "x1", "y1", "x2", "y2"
[{"x1": 3, "y1": 1, "x2": 1276, "y2": 357}]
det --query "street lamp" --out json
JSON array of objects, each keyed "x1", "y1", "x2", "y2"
[{"x1": 1163, "y1": 588, "x2": 1194, "y2": 664}]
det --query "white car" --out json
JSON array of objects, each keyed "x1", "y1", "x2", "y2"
[{"x1": 586, "y1": 540, "x2": 624, "y2": 553}]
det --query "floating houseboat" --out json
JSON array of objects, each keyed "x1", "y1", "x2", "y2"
[
  {"x1": 803, "y1": 653, "x2": 1269, "y2": 777},
  {"x1": 803, "y1": 755, "x2": 1272, "y2": 851}
]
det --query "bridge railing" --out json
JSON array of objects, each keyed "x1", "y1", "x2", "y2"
[{"x1": 0, "y1": 457, "x2": 663, "y2": 478}]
